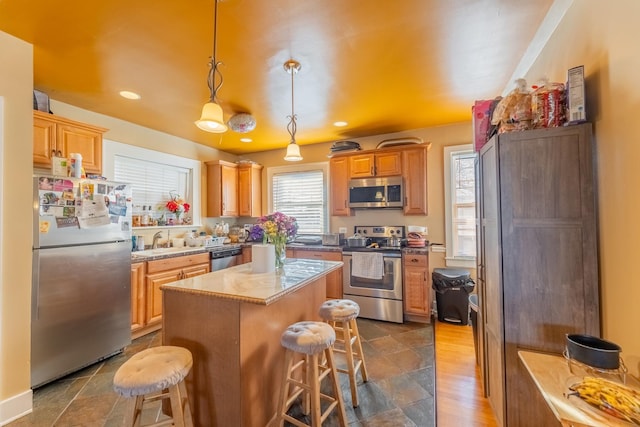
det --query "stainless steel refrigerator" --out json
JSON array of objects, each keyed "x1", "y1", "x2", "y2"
[{"x1": 31, "y1": 175, "x2": 132, "y2": 388}]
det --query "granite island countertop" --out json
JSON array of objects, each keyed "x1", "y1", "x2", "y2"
[{"x1": 160, "y1": 258, "x2": 342, "y2": 305}]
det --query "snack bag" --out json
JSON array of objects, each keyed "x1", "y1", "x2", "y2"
[
  {"x1": 491, "y1": 78, "x2": 532, "y2": 133},
  {"x1": 532, "y1": 80, "x2": 566, "y2": 128}
]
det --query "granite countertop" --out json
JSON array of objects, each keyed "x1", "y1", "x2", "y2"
[
  {"x1": 131, "y1": 243, "x2": 243, "y2": 261},
  {"x1": 132, "y1": 241, "x2": 428, "y2": 261},
  {"x1": 160, "y1": 258, "x2": 343, "y2": 305}
]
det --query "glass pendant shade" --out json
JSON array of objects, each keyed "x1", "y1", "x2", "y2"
[
  {"x1": 195, "y1": 102, "x2": 228, "y2": 133},
  {"x1": 284, "y1": 142, "x2": 303, "y2": 161}
]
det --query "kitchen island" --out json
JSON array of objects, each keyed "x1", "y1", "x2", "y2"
[{"x1": 161, "y1": 258, "x2": 343, "y2": 427}]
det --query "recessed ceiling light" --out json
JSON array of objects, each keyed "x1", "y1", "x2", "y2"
[
  {"x1": 119, "y1": 90, "x2": 141, "y2": 100},
  {"x1": 333, "y1": 121, "x2": 348, "y2": 127},
  {"x1": 240, "y1": 138, "x2": 252, "y2": 143}
]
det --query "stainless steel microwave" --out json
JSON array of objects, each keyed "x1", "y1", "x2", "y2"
[{"x1": 348, "y1": 176, "x2": 404, "y2": 208}]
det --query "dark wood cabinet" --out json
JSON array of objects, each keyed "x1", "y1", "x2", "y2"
[{"x1": 477, "y1": 123, "x2": 599, "y2": 427}]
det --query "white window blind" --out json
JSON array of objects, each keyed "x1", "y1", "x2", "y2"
[
  {"x1": 451, "y1": 152, "x2": 476, "y2": 257},
  {"x1": 113, "y1": 155, "x2": 192, "y2": 212},
  {"x1": 444, "y1": 144, "x2": 476, "y2": 268},
  {"x1": 272, "y1": 169, "x2": 327, "y2": 234}
]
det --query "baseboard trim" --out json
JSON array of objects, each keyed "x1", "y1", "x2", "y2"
[{"x1": 0, "y1": 389, "x2": 33, "y2": 426}]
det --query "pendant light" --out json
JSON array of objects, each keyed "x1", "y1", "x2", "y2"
[
  {"x1": 283, "y1": 59, "x2": 303, "y2": 161},
  {"x1": 195, "y1": 0, "x2": 228, "y2": 133}
]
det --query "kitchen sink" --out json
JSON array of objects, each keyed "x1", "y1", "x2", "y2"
[{"x1": 133, "y1": 246, "x2": 205, "y2": 257}]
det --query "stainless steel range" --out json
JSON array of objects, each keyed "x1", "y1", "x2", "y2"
[{"x1": 342, "y1": 226, "x2": 405, "y2": 323}]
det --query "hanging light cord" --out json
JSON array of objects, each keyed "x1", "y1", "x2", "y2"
[
  {"x1": 207, "y1": 0, "x2": 223, "y2": 103},
  {"x1": 286, "y1": 62, "x2": 298, "y2": 143}
]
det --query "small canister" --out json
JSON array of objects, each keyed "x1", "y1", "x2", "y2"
[
  {"x1": 69, "y1": 153, "x2": 83, "y2": 178},
  {"x1": 136, "y1": 236, "x2": 145, "y2": 251}
]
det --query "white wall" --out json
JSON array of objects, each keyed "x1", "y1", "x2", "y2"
[{"x1": 0, "y1": 30, "x2": 34, "y2": 423}]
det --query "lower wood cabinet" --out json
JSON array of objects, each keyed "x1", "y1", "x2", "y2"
[
  {"x1": 131, "y1": 253, "x2": 210, "y2": 338},
  {"x1": 130, "y1": 262, "x2": 146, "y2": 335},
  {"x1": 241, "y1": 246, "x2": 252, "y2": 264},
  {"x1": 289, "y1": 249, "x2": 343, "y2": 299},
  {"x1": 403, "y1": 252, "x2": 431, "y2": 323}
]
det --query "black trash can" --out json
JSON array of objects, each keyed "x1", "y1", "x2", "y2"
[
  {"x1": 469, "y1": 294, "x2": 479, "y2": 365},
  {"x1": 432, "y1": 268, "x2": 475, "y2": 325}
]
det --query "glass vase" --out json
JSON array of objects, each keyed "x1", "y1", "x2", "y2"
[{"x1": 273, "y1": 234, "x2": 287, "y2": 272}]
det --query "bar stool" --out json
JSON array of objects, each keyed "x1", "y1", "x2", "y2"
[
  {"x1": 319, "y1": 299, "x2": 368, "y2": 407},
  {"x1": 274, "y1": 321, "x2": 347, "y2": 427},
  {"x1": 113, "y1": 346, "x2": 194, "y2": 427}
]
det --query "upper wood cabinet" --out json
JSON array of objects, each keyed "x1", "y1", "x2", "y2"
[
  {"x1": 402, "y1": 146, "x2": 429, "y2": 215},
  {"x1": 329, "y1": 156, "x2": 352, "y2": 216},
  {"x1": 237, "y1": 163, "x2": 263, "y2": 217},
  {"x1": 206, "y1": 160, "x2": 239, "y2": 217},
  {"x1": 33, "y1": 110, "x2": 106, "y2": 174},
  {"x1": 330, "y1": 144, "x2": 430, "y2": 217},
  {"x1": 349, "y1": 151, "x2": 402, "y2": 178},
  {"x1": 207, "y1": 160, "x2": 263, "y2": 218}
]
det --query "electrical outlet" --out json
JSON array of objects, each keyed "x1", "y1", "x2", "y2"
[{"x1": 338, "y1": 227, "x2": 347, "y2": 234}]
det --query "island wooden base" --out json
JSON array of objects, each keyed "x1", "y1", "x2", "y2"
[{"x1": 162, "y1": 276, "x2": 326, "y2": 427}]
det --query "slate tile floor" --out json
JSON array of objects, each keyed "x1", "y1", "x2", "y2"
[{"x1": 7, "y1": 319, "x2": 434, "y2": 427}]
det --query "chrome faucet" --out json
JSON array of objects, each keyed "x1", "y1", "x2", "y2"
[{"x1": 151, "y1": 231, "x2": 163, "y2": 249}]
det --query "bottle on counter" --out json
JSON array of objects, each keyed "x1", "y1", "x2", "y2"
[
  {"x1": 136, "y1": 236, "x2": 145, "y2": 251},
  {"x1": 141, "y1": 206, "x2": 149, "y2": 226},
  {"x1": 132, "y1": 205, "x2": 141, "y2": 227}
]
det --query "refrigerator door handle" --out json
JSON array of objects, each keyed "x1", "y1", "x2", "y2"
[{"x1": 32, "y1": 251, "x2": 40, "y2": 320}]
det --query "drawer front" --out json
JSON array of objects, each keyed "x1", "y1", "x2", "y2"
[
  {"x1": 294, "y1": 249, "x2": 342, "y2": 261},
  {"x1": 146, "y1": 253, "x2": 210, "y2": 274},
  {"x1": 403, "y1": 254, "x2": 428, "y2": 268}
]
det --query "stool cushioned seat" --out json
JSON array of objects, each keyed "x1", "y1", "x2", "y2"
[
  {"x1": 113, "y1": 346, "x2": 193, "y2": 398},
  {"x1": 280, "y1": 321, "x2": 336, "y2": 355},
  {"x1": 318, "y1": 299, "x2": 359, "y2": 322}
]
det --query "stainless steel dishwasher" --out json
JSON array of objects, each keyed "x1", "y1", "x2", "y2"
[{"x1": 210, "y1": 247, "x2": 243, "y2": 271}]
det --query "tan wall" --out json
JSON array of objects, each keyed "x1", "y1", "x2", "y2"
[
  {"x1": 244, "y1": 122, "x2": 473, "y2": 273},
  {"x1": 0, "y1": 30, "x2": 34, "y2": 405},
  {"x1": 519, "y1": 0, "x2": 640, "y2": 376}
]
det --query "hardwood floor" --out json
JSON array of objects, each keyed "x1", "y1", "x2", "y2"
[{"x1": 435, "y1": 320, "x2": 498, "y2": 427}]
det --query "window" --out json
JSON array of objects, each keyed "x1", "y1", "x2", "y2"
[
  {"x1": 444, "y1": 144, "x2": 476, "y2": 267},
  {"x1": 268, "y1": 162, "x2": 328, "y2": 234},
  {"x1": 103, "y1": 140, "x2": 201, "y2": 225}
]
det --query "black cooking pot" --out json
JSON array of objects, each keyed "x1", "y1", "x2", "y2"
[{"x1": 566, "y1": 334, "x2": 621, "y2": 370}]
